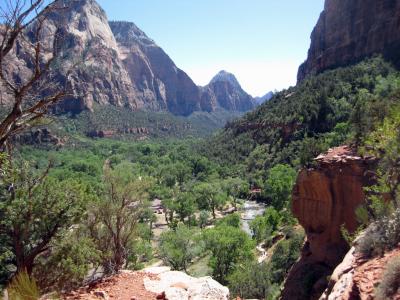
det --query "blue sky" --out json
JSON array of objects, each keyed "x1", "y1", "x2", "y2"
[{"x1": 97, "y1": 0, "x2": 325, "y2": 96}]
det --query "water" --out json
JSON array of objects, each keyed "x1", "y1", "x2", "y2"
[{"x1": 241, "y1": 200, "x2": 266, "y2": 236}]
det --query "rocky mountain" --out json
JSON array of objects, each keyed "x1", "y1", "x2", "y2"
[
  {"x1": 109, "y1": 21, "x2": 204, "y2": 116},
  {"x1": 202, "y1": 70, "x2": 255, "y2": 112},
  {"x1": 298, "y1": 0, "x2": 400, "y2": 82},
  {"x1": 2, "y1": 0, "x2": 255, "y2": 117},
  {"x1": 254, "y1": 91, "x2": 273, "y2": 105}
]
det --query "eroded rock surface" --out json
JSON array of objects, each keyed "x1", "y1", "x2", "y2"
[
  {"x1": 282, "y1": 146, "x2": 376, "y2": 300},
  {"x1": 298, "y1": 0, "x2": 400, "y2": 81},
  {"x1": 62, "y1": 267, "x2": 229, "y2": 300}
]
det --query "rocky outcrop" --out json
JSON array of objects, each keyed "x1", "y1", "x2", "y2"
[
  {"x1": 320, "y1": 247, "x2": 400, "y2": 300},
  {"x1": 63, "y1": 267, "x2": 229, "y2": 300},
  {"x1": 13, "y1": 128, "x2": 64, "y2": 146},
  {"x1": 203, "y1": 71, "x2": 255, "y2": 112},
  {"x1": 87, "y1": 127, "x2": 149, "y2": 138},
  {"x1": 298, "y1": 0, "x2": 400, "y2": 82},
  {"x1": 282, "y1": 146, "x2": 377, "y2": 300},
  {"x1": 144, "y1": 267, "x2": 229, "y2": 300}
]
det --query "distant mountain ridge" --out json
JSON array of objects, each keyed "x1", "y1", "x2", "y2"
[
  {"x1": 254, "y1": 91, "x2": 273, "y2": 105},
  {"x1": 2, "y1": 0, "x2": 255, "y2": 116}
]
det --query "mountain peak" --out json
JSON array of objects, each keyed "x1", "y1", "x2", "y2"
[
  {"x1": 210, "y1": 70, "x2": 241, "y2": 89},
  {"x1": 109, "y1": 21, "x2": 155, "y2": 46}
]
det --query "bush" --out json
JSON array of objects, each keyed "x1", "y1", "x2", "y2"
[
  {"x1": 375, "y1": 256, "x2": 400, "y2": 300},
  {"x1": 33, "y1": 236, "x2": 100, "y2": 292},
  {"x1": 356, "y1": 209, "x2": 400, "y2": 257}
]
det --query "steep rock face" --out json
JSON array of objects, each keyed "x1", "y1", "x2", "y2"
[
  {"x1": 282, "y1": 146, "x2": 377, "y2": 300},
  {"x1": 39, "y1": 0, "x2": 140, "y2": 112},
  {"x1": 203, "y1": 71, "x2": 255, "y2": 112},
  {"x1": 110, "y1": 21, "x2": 203, "y2": 116},
  {"x1": 3, "y1": 0, "x2": 255, "y2": 116},
  {"x1": 298, "y1": 0, "x2": 400, "y2": 82}
]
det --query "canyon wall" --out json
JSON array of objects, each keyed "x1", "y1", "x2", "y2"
[
  {"x1": 298, "y1": 0, "x2": 400, "y2": 82},
  {"x1": 282, "y1": 146, "x2": 377, "y2": 300}
]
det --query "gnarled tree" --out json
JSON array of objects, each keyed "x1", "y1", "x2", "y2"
[{"x1": 0, "y1": 0, "x2": 67, "y2": 148}]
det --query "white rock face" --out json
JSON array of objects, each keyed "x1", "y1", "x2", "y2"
[{"x1": 143, "y1": 267, "x2": 229, "y2": 300}]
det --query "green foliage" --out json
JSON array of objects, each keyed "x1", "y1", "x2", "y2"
[
  {"x1": 265, "y1": 164, "x2": 297, "y2": 210},
  {"x1": 356, "y1": 105, "x2": 400, "y2": 257},
  {"x1": 250, "y1": 207, "x2": 281, "y2": 243},
  {"x1": 198, "y1": 210, "x2": 210, "y2": 229},
  {"x1": 159, "y1": 225, "x2": 202, "y2": 271},
  {"x1": 204, "y1": 224, "x2": 255, "y2": 284},
  {"x1": 228, "y1": 261, "x2": 280, "y2": 300},
  {"x1": 193, "y1": 182, "x2": 227, "y2": 219},
  {"x1": 0, "y1": 161, "x2": 89, "y2": 276},
  {"x1": 205, "y1": 57, "x2": 399, "y2": 174},
  {"x1": 86, "y1": 166, "x2": 152, "y2": 274},
  {"x1": 216, "y1": 213, "x2": 241, "y2": 228},
  {"x1": 375, "y1": 256, "x2": 400, "y2": 300},
  {"x1": 33, "y1": 236, "x2": 100, "y2": 292},
  {"x1": 7, "y1": 270, "x2": 40, "y2": 300},
  {"x1": 269, "y1": 230, "x2": 304, "y2": 283}
]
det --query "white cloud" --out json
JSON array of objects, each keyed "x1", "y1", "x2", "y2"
[{"x1": 184, "y1": 60, "x2": 299, "y2": 97}]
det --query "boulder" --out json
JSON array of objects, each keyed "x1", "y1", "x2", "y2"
[{"x1": 143, "y1": 267, "x2": 229, "y2": 300}]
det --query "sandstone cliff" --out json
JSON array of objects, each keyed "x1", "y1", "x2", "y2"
[
  {"x1": 298, "y1": 0, "x2": 400, "y2": 82},
  {"x1": 282, "y1": 146, "x2": 377, "y2": 300}
]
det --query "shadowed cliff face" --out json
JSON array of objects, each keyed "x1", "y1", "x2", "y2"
[
  {"x1": 282, "y1": 146, "x2": 377, "y2": 300},
  {"x1": 298, "y1": 0, "x2": 400, "y2": 82},
  {"x1": 110, "y1": 21, "x2": 203, "y2": 116}
]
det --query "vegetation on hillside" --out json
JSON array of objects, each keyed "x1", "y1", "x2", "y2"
[{"x1": 1, "y1": 56, "x2": 400, "y2": 299}]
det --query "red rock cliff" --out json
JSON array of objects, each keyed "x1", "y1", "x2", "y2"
[
  {"x1": 298, "y1": 0, "x2": 400, "y2": 82},
  {"x1": 282, "y1": 146, "x2": 377, "y2": 300}
]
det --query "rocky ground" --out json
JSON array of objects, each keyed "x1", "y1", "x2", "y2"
[
  {"x1": 321, "y1": 247, "x2": 400, "y2": 300},
  {"x1": 60, "y1": 267, "x2": 229, "y2": 300}
]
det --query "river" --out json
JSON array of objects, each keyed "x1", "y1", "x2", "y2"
[{"x1": 240, "y1": 200, "x2": 266, "y2": 236}]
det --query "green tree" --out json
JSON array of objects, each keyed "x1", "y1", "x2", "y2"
[
  {"x1": 0, "y1": 161, "x2": 88, "y2": 276},
  {"x1": 265, "y1": 164, "x2": 297, "y2": 210},
  {"x1": 223, "y1": 177, "x2": 249, "y2": 209},
  {"x1": 86, "y1": 166, "x2": 152, "y2": 274},
  {"x1": 204, "y1": 225, "x2": 254, "y2": 284},
  {"x1": 194, "y1": 182, "x2": 227, "y2": 219},
  {"x1": 159, "y1": 225, "x2": 202, "y2": 271}
]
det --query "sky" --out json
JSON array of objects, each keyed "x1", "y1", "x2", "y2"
[{"x1": 96, "y1": 0, "x2": 325, "y2": 97}]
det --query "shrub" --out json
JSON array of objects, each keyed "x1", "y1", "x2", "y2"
[
  {"x1": 375, "y1": 256, "x2": 400, "y2": 300},
  {"x1": 33, "y1": 236, "x2": 100, "y2": 292},
  {"x1": 356, "y1": 209, "x2": 400, "y2": 257}
]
